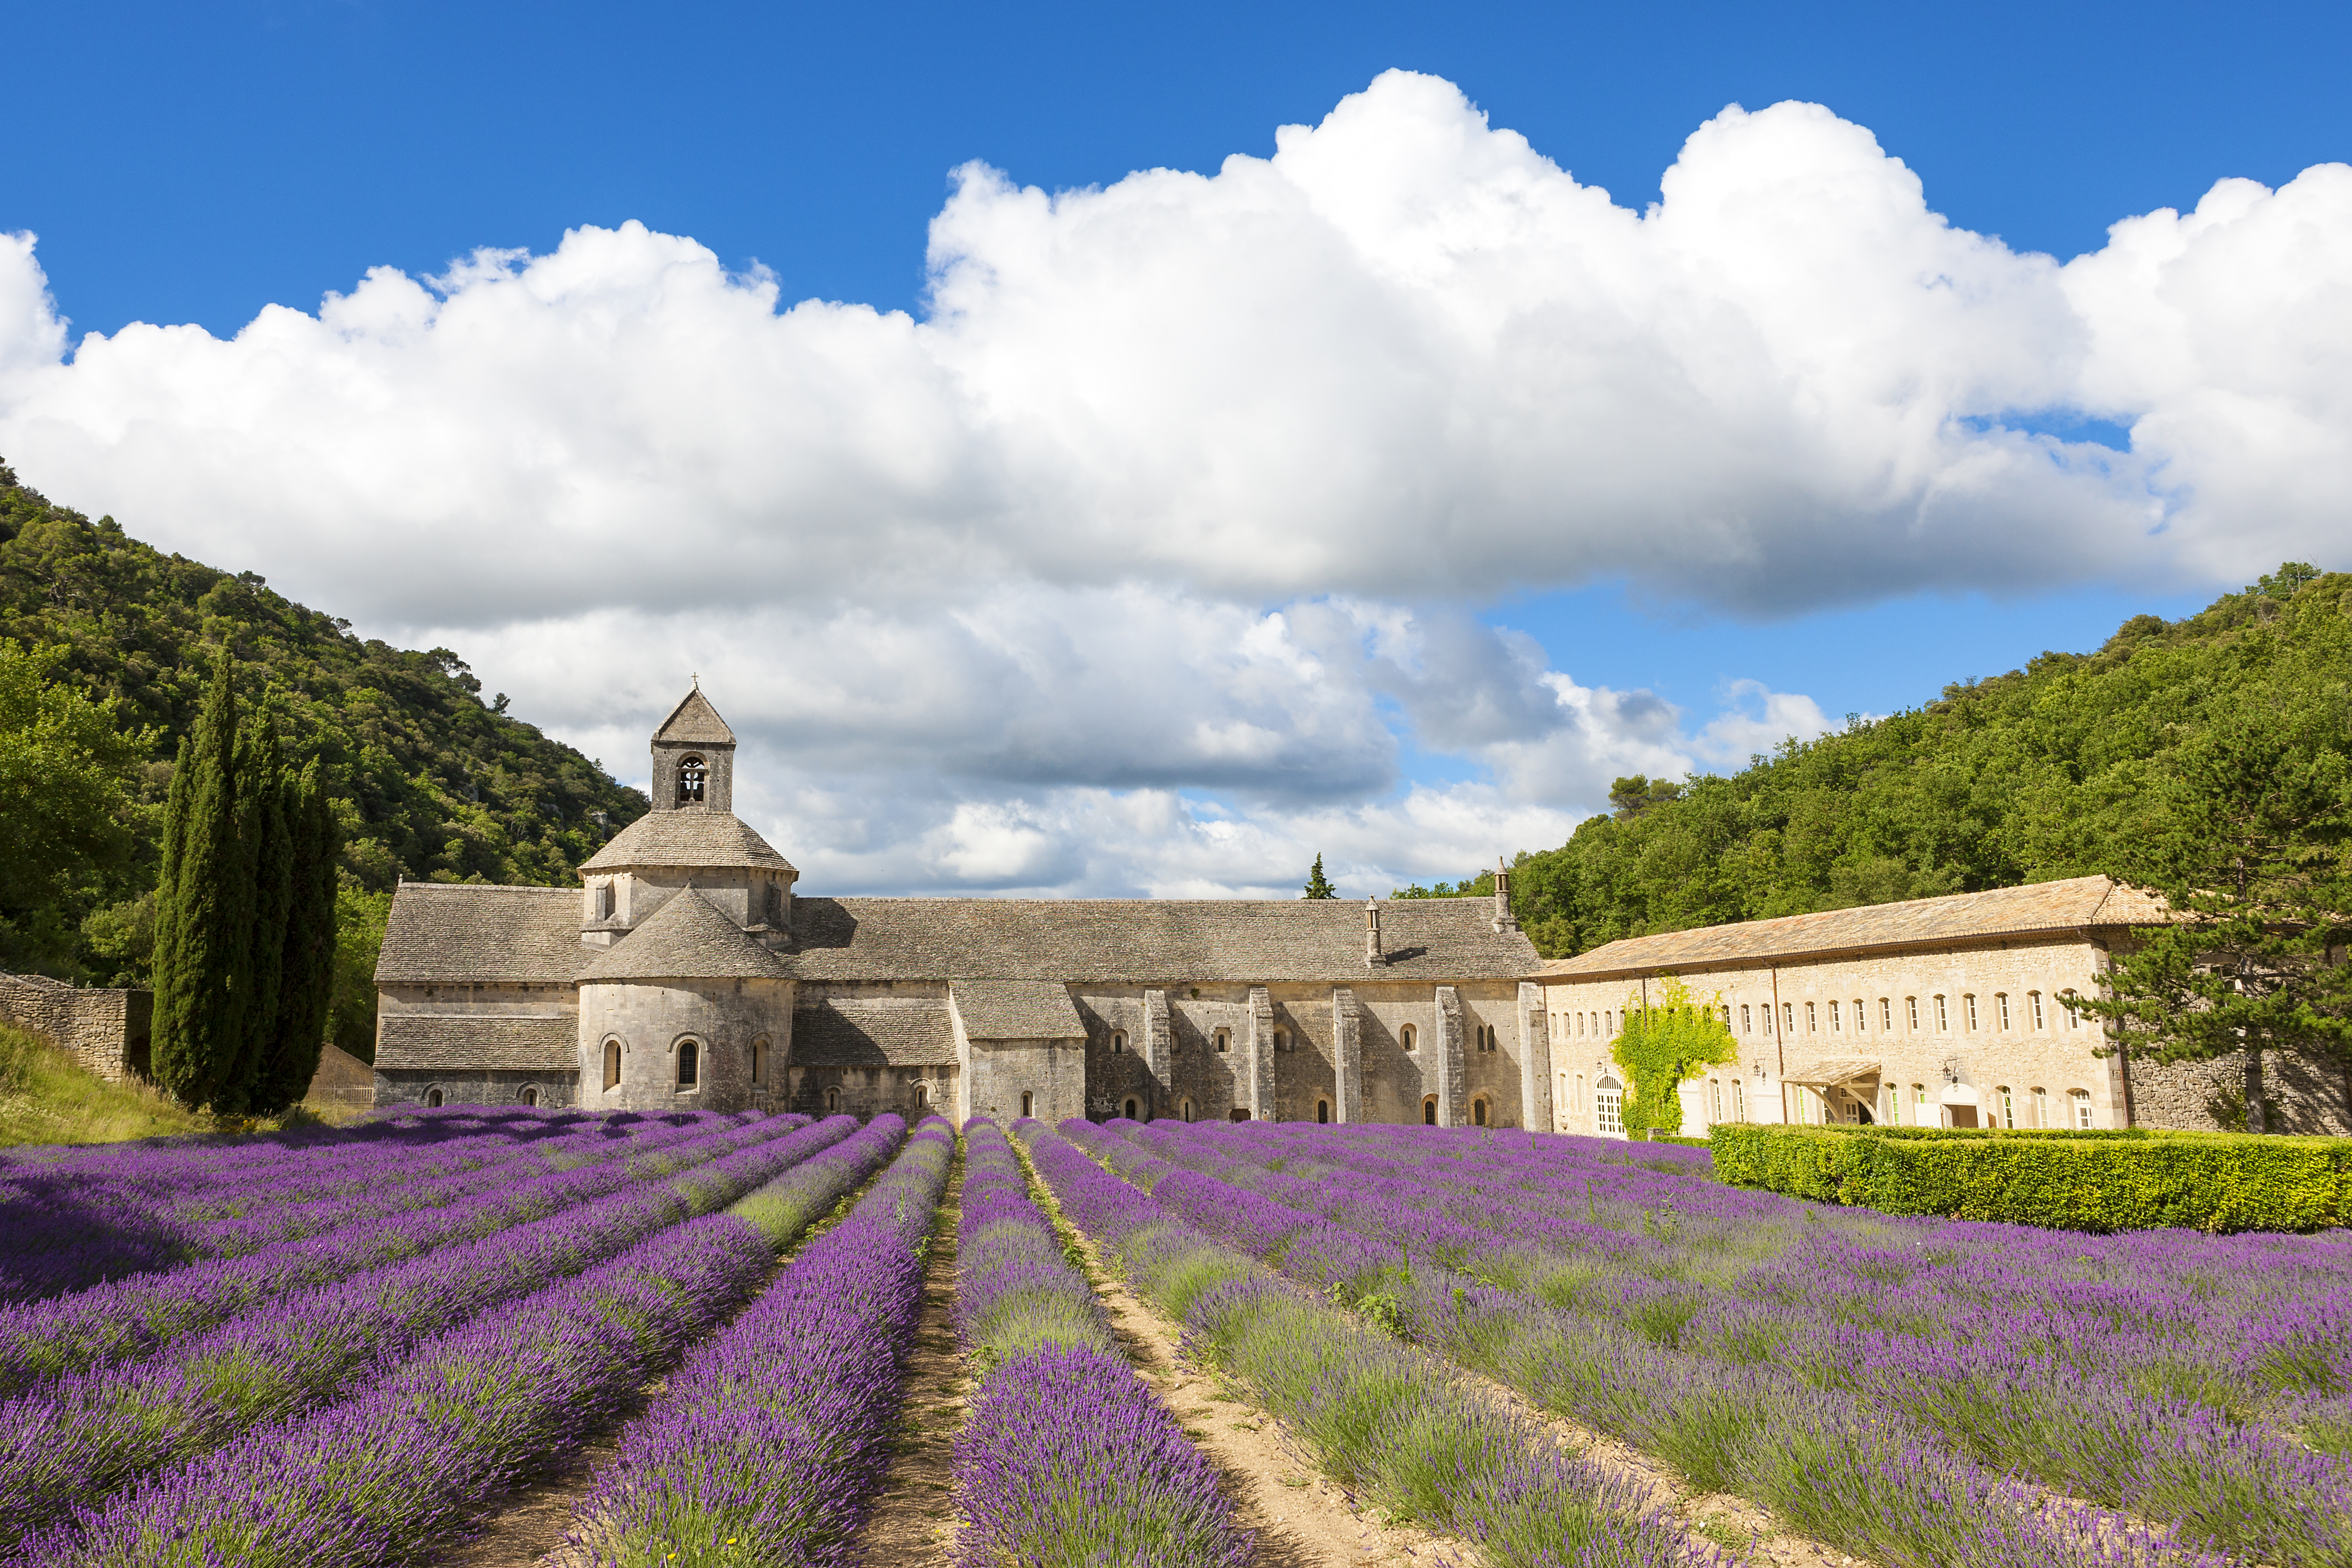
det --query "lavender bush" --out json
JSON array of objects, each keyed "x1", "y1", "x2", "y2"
[
  {"x1": 1097, "y1": 1118, "x2": 2344, "y2": 1568},
  {"x1": 1017, "y1": 1120, "x2": 1722, "y2": 1568},
  {"x1": 568, "y1": 1115, "x2": 955, "y2": 1567},
  {"x1": 952, "y1": 1118, "x2": 1251, "y2": 1568},
  {"x1": 0, "y1": 1113, "x2": 856, "y2": 1545},
  {"x1": 10, "y1": 1115, "x2": 911, "y2": 1568}
]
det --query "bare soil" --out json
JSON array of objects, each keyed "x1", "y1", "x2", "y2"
[{"x1": 845, "y1": 1149, "x2": 966, "y2": 1567}]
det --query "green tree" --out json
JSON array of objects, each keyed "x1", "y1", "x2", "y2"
[
  {"x1": 151, "y1": 656, "x2": 256, "y2": 1112},
  {"x1": 254, "y1": 760, "x2": 339, "y2": 1114},
  {"x1": 0, "y1": 641, "x2": 149, "y2": 972},
  {"x1": 1611, "y1": 975, "x2": 1738, "y2": 1134},
  {"x1": 1302, "y1": 854, "x2": 1337, "y2": 899},
  {"x1": 2084, "y1": 677, "x2": 2352, "y2": 1133},
  {"x1": 328, "y1": 885, "x2": 390, "y2": 1060},
  {"x1": 234, "y1": 713, "x2": 292, "y2": 1112}
]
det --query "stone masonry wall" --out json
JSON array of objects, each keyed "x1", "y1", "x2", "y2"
[
  {"x1": 2126, "y1": 1046, "x2": 2352, "y2": 1135},
  {"x1": 0, "y1": 973, "x2": 151, "y2": 1083}
]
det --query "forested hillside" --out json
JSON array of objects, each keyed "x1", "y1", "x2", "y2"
[
  {"x1": 0, "y1": 461, "x2": 648, "y2": 1045},
  {"x1": 1508, "y1": 563, "x2": 2349, "y2": 959}
]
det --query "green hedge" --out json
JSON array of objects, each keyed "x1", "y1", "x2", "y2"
[{"x1": 1709, "y1": 1124, "x2": 2352, "y2": 1233}]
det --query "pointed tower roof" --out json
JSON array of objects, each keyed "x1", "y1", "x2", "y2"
[
  {"x1": 577, "y1": 888, "x2": 792, "y2": 982},
  {"x1": 653, "y1": 686, "x2": 735, "y2": 746}
]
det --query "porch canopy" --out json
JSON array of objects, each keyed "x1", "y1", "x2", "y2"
[{"x1": 1781, "y1": 1058, "x2": 1882, "y2": 1090}]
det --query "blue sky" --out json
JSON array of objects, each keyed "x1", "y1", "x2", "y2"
[{"x1": 0, "y1": 1, "x2": 2345, "y2": 892}]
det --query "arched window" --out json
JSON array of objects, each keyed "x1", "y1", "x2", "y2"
[
  {"x1": 424, "y1": 1086, "x2": 445, "y2": 1107},
  {"x1": 1964, "y1": 994, "x2": 1980, "y2": 1031},
  {"x1": 913, "y1": 1080, "x2": 929, "y2": 1108},
  {"x1": 1807, "y1": 1001, "x2": 1818, "y2": 1033},
  {"x1": 1880, "y1": 998, "x2": 1893, "y2": 1031},
  {"x1": 1111, "y1": 1030, "x2": 1127, "y2": 1054},
  {"x1": 676, "y1": 1039, "x2": 700, "y2": 1089},
  {"x1": 1316, "y1": 1098, "x2": 1330, "y2": 1123},
  {"x1": 1934, "y1": 994, "x2": 1949, "y2": 1032},
  {"x1": 2070, "y1": 1088, "x2": 2094, "y2": 1128},
  {"x1": 1181, "y1": 1097, "x2": 1195, "y2": 1122},
  {"x1": 1997, "y1": 1085, "x2": 2014, "y2": 1127},
  {"x1": 1273, "y1": 1029, "x2": 1287, "y2": 1053},
  {"x1": 1740, "y1": 1004, "x2": 1752, "y2": 1034},
  {"x1": 2061, "y1": 989, "x2": 2083, "y2": 1028},
  {"x1": 2029, "y1": 991, "x2": 2045, "y2": 1030},
  {"x1": 519, "y1": 1086, "x2": 539, "y2": 1107},
  {"x1": 677, "y1": 755, "x2": 707, "y2": 805},
  {"x1": 1710, "y1": 1079, "x2": 1722, "y2": 1122},
  {"x1": 1401, "y1": 1024, "x2": 1417, "y2": 1052},
  {"x1": 2030, "y1": 1086, "x2": 2047, "y2": 1127},
  {"x1": 752, "y1": 1036, "x2": 770, "y2": 1085},
  {"x1": 1123, "y1": 1096, "x2": 1140, "y2": 1119},
  {"x1": 1471, "y1": 1096, "x2": 1489, "y2": 1127},
  {"x1": 603, "y1": 1038, "x2": 622, "y2": 1091},
  {"x1": 1828, "y1": 1000, "x2": 1840, "y2": 1032},
  {"x1": 1422, "y1": 1096, "x2": 1438, "y2": 1126},
  {"x1": 1996, "y1": 993, "x2": 2012, "y2": 1030},
  {"x1": 1213, "y1": 1028, "x2": 1230, "y2": 1054},
  {"x1": 1021, "y1": 1091, "x2": 1033, "y2": 1118},
  {"x1": 1594, "y1": 1076, "x2": 1624, "y2": 1137},
  {"x1": 1731, "y1": 1079, "x2": 1745, "y2": 1122}
]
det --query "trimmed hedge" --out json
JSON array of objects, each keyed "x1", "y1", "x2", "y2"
[{"x1": 1709, "y1": 1124, "x2": 2352, "y2": 1232}]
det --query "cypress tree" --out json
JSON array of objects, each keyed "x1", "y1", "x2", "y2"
[
  {"x1": 254, "y1": 761, "x2": 339, "y2": 1115},
  {"x1": 234, "y1": 715, "x2": 293, "y2": 1115},
  {"x1": 146, "y1": 736, "x2": 193, "y2": 1083},
  {"x1": 150, "y1": 656, "x2": 254, "y2": 1112}
]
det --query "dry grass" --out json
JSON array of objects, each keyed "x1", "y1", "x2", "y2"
[{"x1": 0, "y1": 1021, "x2": 356, "y2": 1148}]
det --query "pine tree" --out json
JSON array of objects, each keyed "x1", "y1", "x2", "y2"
[
  {"x1": 150, "y1": 656, "x2": 255, "y2": 1113},
  {"x1": 254, "y1": 761, "x2": 339, "y2": 1115},
  {"x1": 1302, "y1": 854, "x2": 1337, "y2": 900}
]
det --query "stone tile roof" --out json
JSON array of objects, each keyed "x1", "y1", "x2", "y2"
[
  {"x1": 951, "y1": 979, "x2": 1085, "y2": 1040},
  {"x1": 376, "y1": 1014, "x2": 576, "y2": 1071},
  {"x1": 377, "y1": 885, "x2": 584, "y2": 984},
  {"x1": 578, "y1": 890, "x2": 794, "y2": 982},
  {"x1": 1541, "y1": 875, "x2": 2170, "y2": 981},
  {"x1": 790, "y1": 997, "x2": 957, "y2": 1067},
  {"x1": 789, "y1": 897, "x2": 1538, "y2": 983},
  {"x1": 580, "y1": 812, "x2": 796, "y2": 874},
  {"x1": 652, "y1": 687, "x2": 735, "y2": 745}
]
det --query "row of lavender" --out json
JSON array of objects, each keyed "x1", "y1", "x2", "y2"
[
  {"x1": 1015, "y1": 1118, "x2": 1722, "y2": 1568},
  {"x1": 553, "y1": 1114, "x2": 958, "y2": 1565},
  {"x1": 953, "y1": 1118, "x2": 1249, "y2": 1568},
  {"x1": 0, "y1": 1111, "x2": 852, "y2": 1550},
  {"x1": 0, "y1": 1110, "x2": 812, "y2": 1398},
  {"x1": 0, "y1": 1105, "x2": 752, "y2": 1303},
  {"x1": 13, "y1": 1113, "x2": 911, "y2": 1566},
  {"x1": 1090, "y1": 1118, "x2": 2337, "y2": 1568}
]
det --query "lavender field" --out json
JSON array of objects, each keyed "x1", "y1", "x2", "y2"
[{"x1": 4, "y1": 1105, "x2": 2343, "y2": 1567}]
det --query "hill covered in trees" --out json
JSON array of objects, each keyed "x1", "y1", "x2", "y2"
[
  {"x1": 0, "y1": 462, "x2": 648, "y2": 1047},
  {"x1": 1506, "y1": 563, "x2": 2346, "y2": 959}
]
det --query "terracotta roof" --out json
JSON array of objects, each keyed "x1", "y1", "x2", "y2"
[
  {"x1": 376, "y1": 885, "x2": 583, "y2": 984},
  {"x1": 578, "y1": 890, "x2": 794, "y2": 982},
  {"x1": 952, "y1": 979, "x2": 1084, "y2": 1039},
  {"x1": 789, "y1": 897, "x2": 1538, "y2": 984},
  {"x1": 652, "y1": 687, "x2": 735, "y2": 746},
  {"x1": 580, "y1": 812, "x2": 795, "y2": 874},
  {"x1": 376, "y1": 1014, "x2": 576, "y2": 1071},
  {"x1": 1541, "y1": 875, "x2": 2169, "y2": 981},
  {"x1": 791, "y1": 998, "x2": 956, "y2": 1067}
]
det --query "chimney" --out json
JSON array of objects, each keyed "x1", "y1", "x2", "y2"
[
  {"x1": 1365, "y1": 896, "x2": 1385, "y2": 967},
  {"x1": 1492, "y1": 855, "x2": 1520, "y2": 934}
]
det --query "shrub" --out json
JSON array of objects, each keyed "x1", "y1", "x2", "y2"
[{"x1": 1710, "y1": 1124, "x2": 2352, "y2": 1232}]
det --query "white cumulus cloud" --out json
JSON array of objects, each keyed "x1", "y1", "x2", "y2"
[{"x1": 0, "y1": 70, "x2": 2345, "y2": 893}]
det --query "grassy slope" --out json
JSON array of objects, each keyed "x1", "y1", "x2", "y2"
[{"x1": 0, "y1": 1022, "x2": 210, "y2": 1147}]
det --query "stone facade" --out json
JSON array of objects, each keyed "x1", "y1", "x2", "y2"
[
  {"x1": 1540, "y1": 877, "x2": 2199, "y2": 1134},
  {"x1": 2123, "y1": 1046, "x2": 2352, "y2": 1135},
  {"x1": 0, "y1": 972, "x2": 152, "y2": 1083},
  {"x1": 373, "y1": 689, "x2": 1545, "y2": 1122}
]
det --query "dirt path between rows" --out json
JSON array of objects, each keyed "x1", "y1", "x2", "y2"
[{"x1": 845, "y1": 1147, "x2": 966, "y2": 1567}]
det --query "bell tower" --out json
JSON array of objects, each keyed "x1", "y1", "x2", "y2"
[{"x1": 650, "y1": 683, "x2": 736, "y2": 814}]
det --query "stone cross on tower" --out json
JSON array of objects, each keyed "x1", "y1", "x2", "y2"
[{"x1": 650, "y1": 685, "x2": 737, "y2": 814}]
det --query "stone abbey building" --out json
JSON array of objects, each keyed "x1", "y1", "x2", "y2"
[{"x1": 374, "y1": 689, "x2": 1548, "y2": 1125}]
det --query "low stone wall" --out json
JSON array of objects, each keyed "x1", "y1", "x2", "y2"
[
  {"x1": 0, "y1": 973, "x2": 152, "y2": 1082},
  {"x1": 2128, "y1": 1046, "x2": 2352, "y2": 1135}
]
